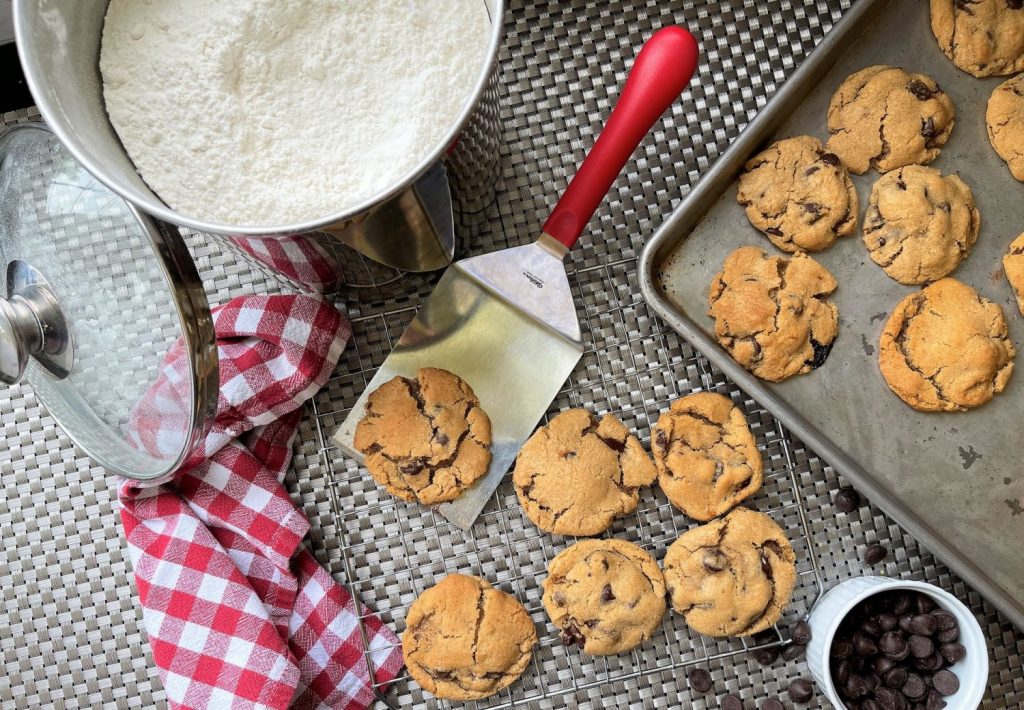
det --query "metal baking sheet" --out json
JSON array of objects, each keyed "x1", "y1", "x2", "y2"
[{"x1": 639, "y1": 0, "x2": 1024, "y2": 630}]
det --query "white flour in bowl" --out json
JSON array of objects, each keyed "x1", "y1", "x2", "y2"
[{"x1": 100, "y1": 0, "x2": 490, "y2": 227}]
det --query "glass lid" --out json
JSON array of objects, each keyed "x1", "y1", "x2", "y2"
[{"x1": 0, "y1": 123, "x2": 217, "y2": 481}]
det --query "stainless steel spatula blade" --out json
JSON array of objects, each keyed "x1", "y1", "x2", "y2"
[
  {"x1": 333, "y1": 27, "x2": 699, "y2": 530},
  {"x1": 334, "y1": 235, "x2": 581, "y2": 529}
]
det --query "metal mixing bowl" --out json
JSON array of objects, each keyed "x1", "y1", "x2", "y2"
[{"x1": 13, "y1": 0, "x2": 504, "y2": 274}]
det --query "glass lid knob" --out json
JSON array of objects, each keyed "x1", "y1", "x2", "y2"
[{"x1": 0, "y1": 260, "x2": 72, "y2": 385}]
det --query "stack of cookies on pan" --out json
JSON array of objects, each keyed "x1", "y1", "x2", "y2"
[
  {"x1": 354, "y1": 367, "x2": 798, "y2": 701},
  {"x1": 714, "y1": 0, "x2": 1024, "y2": 415}
]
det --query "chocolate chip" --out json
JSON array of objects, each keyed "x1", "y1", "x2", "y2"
[
  {"x1": 883, "y1": 665, "x2": 909, "y2": 688},
  {"x1": 903, "y1": 673, "x2": 928, "y2": 700},
  {"x1": 560, "y1": 623, "x2": 585, "y2": 647},
  {"x1": 893, "y1": 594, "x2": 912, "y2": 616},
  {"x1": 863, "y1": 699, "x2": 883, "y2": 710},
  {"x1": 844, "y1": 674, "x2": 870, "y2": 699},
  {"x1": 752, "y1": 645, "x2": 780, "y2": 666},
  {"x1": 907, "y1": 80, "x2": 935, "y2": 101},
  {"x1": 760, "y1": 552, "x2": 774, "y2": 579},
  {"x1": 864, "y1": 544, "x2": 889, "y2": 565},
  {"x1": 761, "y1": 699, "x2": 785, "y2": 710},
  {"x1": 721, "y1": 694, "x2": 745, "y2": 710},
  {"x1": 880, "y1": 631, "x2": 910, "y2": 661},
  {"x1": 921, "y1": 117, "x2": 937, "y2": 143},
  {"x1": 876, "y1": 687, "x2": 904, "y2": 710},
  {"x1": 834, "y1": 486, "x2": 862, "y2": 513},
  {"x1": 820, "y1": 152, "x2": 842, "y2": 166},
  {"x1": 800, "y1": 201, "x2": 823, "y2": 218},
  {"x1": 916, "y1": 596, "x2": 937, "y2": 615},
  {"x1": 782, "y1": 642, "x2": 806, "y2": 661},
  {"x1": 655, "y1": 430, "x2": 668, "y2": 450},
  {"x1": 765, "y1": 227, "x2": 784, "y2": 236},
  {"x1": 792, "y1": 620, "x2": 812, "y2": 645},
  {"x1": 854, "y1": 632, "x2": 879, "y2": 657},
  {"x1": 553, "y1": 591, "x2": 567, "y2": 606},
  {"x1": 875, "y1": 656, "x2": 896, "y2": 675},
  {"x1": 908, "y1": 614, "x2": 938, "y2": 636},
  {"x1": 913, "y1": 650, "x2": 943, "y2": 672},
  {"x1": 832, "y1": 638, "x2": 855, "y2": 660},
  {"x1": 808, "y1": 338, "x2": 834, "y2": 370},
  {"x1": 788, "y1": 678, "x2": 814, "y2": 703},
  {"x1": 601, "y1": 584, "x2": 615, "y2": 602},
  {"x1": 703, "y1": 547, "x2": 728, "y2": 573},
  {"x1": 909, "y1": 635, "x2": 934, "y2": 658},
  {"x1": 1009, "y1": 0, "x2": 1023, "y2": 9},
  {"x1": 936, "y1": 626, "x2": 959, "y2": 643},
  {"x1": 899, "y1": 615, "x2": 915, "y2": 633},
  {"x1": 939, "y1": 642, "x2": 965, "y2": 665},
  {"x1": 804, "y1": 165, "x2": 821, "y2": 176},
  {"x1": 862, "y1": 618, "x2": 883, "y2": 638},
  {"x1": 878, "y1": 613, "x2": 899, "y2": 632},
  {"x1": 688, "y1": 668, "x2": 713, "y2": 693},
  {"x1": 931, "y1": 610, "x2": 957, "y2": 632},
  {"x1": 835, "y1": 658, "x2": 853, "y2": 684},
  {"x1": 435, "y1": 432, "x2": 449, "y2": 446},
  {"x1": 926, "y1": 689, "x2": 948, "y2": 710},
  {"x1": 584, "y1": 618, "x2": 599, "y2": 628},
  {"x1": 399, "y1": 460, "x2": 424, "y2": 475}
]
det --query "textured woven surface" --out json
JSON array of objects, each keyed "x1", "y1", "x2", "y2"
[{"x1": 2, "y1": 1, "x2": 1024, "y2": 709}]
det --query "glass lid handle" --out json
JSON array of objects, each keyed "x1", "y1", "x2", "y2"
[{"x1": 0, "y1": 260, "x2": 73, "y2": 385}]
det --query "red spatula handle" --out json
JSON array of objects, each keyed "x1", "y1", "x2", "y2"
[{"x1": 541, "y1": 26, "x2": 699, "y2": 250}]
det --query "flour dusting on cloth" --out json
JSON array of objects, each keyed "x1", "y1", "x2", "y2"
[{"x1": 100, "y1": 0, "x2": 490, "y2": 226}]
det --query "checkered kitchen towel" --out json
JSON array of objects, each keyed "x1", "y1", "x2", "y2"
[
  {"x1": 229, "y1": 235, "x2": 341, "y2": 293},
  {"x1": 120, "y1": 294, "x2": 403, "y2": 709}
]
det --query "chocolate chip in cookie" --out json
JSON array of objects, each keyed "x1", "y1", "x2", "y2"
[
  {"x1": 402, "y1": 574, "x2": 537, "y2": 701},
  {"x1": 354, "y1": 367, "x2": 492, "y2": 505},
  {"x1": 931, "y1": 0, "x2": 1024, "y2": 78},
  {"x1": 542, "y1": 539, "x2": 666, "y2": 655},
  {"x1": 879, "y1": 278, "x2": 1016, "y2": 412},
  {"x1": 513, "y1": 408, "x2": 656, "y2": 536},
  {"x1": 708, "y1": 246, "x2": 839, "y2": 382},
  {"x1": 826, "y1": 65, "x2": 955, "y2": 174},
  {"x1": 737, "y1": 135, "x2": 858, "y2": 252},
  {"x1": 652, "y1": 392, "x2": 763, "y2": 522},
  {"x1": 862, "y1": 165, "x2": 979, "y2": 285},
  {"x1": 664, "y1": 507, "x2": 797, "y2": 637}
]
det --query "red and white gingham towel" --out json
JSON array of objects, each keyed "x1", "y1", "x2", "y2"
[
  {"x1": 229, "y1": 235, "x2": 340, "y2": 293},
  {"x1": 120, "y1": 294, "x2": 403, "y2": 709}
]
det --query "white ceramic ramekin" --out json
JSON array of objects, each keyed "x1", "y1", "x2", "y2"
[{"x1": 805, "y1": 576, "x2": 988, "y2": 709}]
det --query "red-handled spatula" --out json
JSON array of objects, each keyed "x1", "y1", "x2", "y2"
[{"x1": 334, "y1": 26, "x2": 699, "y2": 529}]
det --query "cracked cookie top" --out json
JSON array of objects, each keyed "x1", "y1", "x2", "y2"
[
  {"x1": 663, "y1": 507, "x2": 796, "y2": 638},
  {"x1": 987, "y1": 74, "x2": 1024, "y2": 181},
  {"x1": 652, "y1": 392, "x2": 763, "y2": 522},
  {"x1": 353, "y1": 367, "x2": 492, "y2": 505},
  {"x1": 402, "y1": 574, "x2": 537, "y2": 701},
  {"x1": 931, "y1": 0, "x2": 1024, "y2": 78},
  {"x1": 1004, "y1": 233, "x2": 1024, "y2": 316},
  {"x1": 826, "y1": 65, "x2": 955, "y2": 174},
  {"x1": 736, "y1": 135, "x2": 858, "y2": 252},
  {"x1": 862, "y1": 165, "x2": 979, "y2": 285},
  {"x1": 879, "y1": 278, "x2": 1015, "y2": 412},
  {"x1": 707, "y1": 246, "x2": 839, "y2": 383},
  {"x1": 512, "y1": 408, "x2": 656, "y2": 536},
  {"x1": 542, "y1": 539, "x2": 666, "y2": 655}
]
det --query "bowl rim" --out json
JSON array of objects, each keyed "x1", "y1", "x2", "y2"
[{"x1": 14, "y1": 0, "x2": 506, "y2": 236}]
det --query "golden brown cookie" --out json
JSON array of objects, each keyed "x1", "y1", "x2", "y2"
[
  {"x1": 708, "y1": 246, "x2": 839, "y2": 382},
  {"x1": 1004, "y1": 233, "x2": 1024, "y2": 315},
  {"x1": 663, "y1": 507, "x2": 797, "y2": 638},
  {"x1": 930, "y1": 0, "x2": 1024, "y2": 78},
  {"x1": 736, "y1": 135, "x2": 858, "y2": 252},
  {"x1": 987, "y1": 74, "x2": 1024, "y2": 181},
  {"x1": 652, "y1": 392, "x2": 763, "y2": 522},
  {"x1": 879, "y1": 278, "x2": 1015, "y2": 412},
  {"x1": 862, "y1": 165, "x2": 979, "y2": 285},
  {"x1": 354, "y1": 367, "x2": 491, "y2": 505},
  {"x1": 542, "y1": 539, "x2": 665, "y2": 655},
  {"x1": 825, "y1": 65, "x2": 955, "y2": 174},
  {"x1": 513, "y1": 409, "x2": 656, "y2": 536},
  {"x1": 402, "y1": 574, "x2": 537, "y2": 701}
]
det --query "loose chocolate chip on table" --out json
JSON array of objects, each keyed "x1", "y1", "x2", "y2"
[
  {"x1": 782, "y1": 642, "x2": 806, "y2": 661},
  {"x1": 761, "y1": 699, "x2": 785, "y2": 710},
  {"x1": 752, "y1": 645, "x2": 780, "y2": 666},
  {"x1": 788, "y1": 678, "x2": 814, "y2": 703},
  {"x1": 939, "y1": 642, "x2": 965, "y2": 665},
  {"x1": 903, "y1": 673, "x2": 928, "y2": 700},
  {"x1": 908, "y1": 634, "x2": 934, "y2": 659},
  {"x1": 688, "y1": 668, "x2": 714, "y2": 693},
  {"x1": 908, "y1": 614, "x2": 938, "y2": 636},
  {"x1": 834, "y1": 486, "x2": 862, "y2": 513},
  {"x1": 864, "y1": 544, "x2": 889, "y2": 565},
  {"x1": 721, "y1": 694, "x2": 745, "y2": 710},
  {"x1": 792, "y1": 620, "x2": 812, "y2": 645},
  {"x1": 931, "y1": 669, "x2": 960, "y2": 696}
]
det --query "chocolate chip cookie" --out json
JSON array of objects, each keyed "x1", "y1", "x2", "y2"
[
  {"x1": 664, "y1": 507, "x2": 797, "y2": 637},
  {"x1": 354, "y1": 367, "x2": 491, "y2": 505},
  {"x1": 513, "y1": 409, "x2": 656, "y2": 536},
  {"x1": 708, "y1": 246, "x2": 839, "y2": 382},
  {"x1": 652, "y1": 392, "x2": 763, "y2": 522},
  {"x1": 930, "y1": 0, "x2": 1024, "y2": 78},
  {"x1": 987, "y1": 74, "x2": 1024, "y2": 181},
  {"x1": 736, "y1": 135, "x2": 858, "y2": 252},
  {"x1": 862, "y1": 165, "x2": 979, "y2": 285},
  {"x1": 1004, "y1": 233, "x2": 1024, "y2": 315},
  {"x1": 542, "y1": 539, "x2": 666, "y2": 655},
  {"x1": 826, "y1": 65, "x2": 955, "y2": 174},
  {"x1": 403, "y1": 574, "x2": 537, "y2": 701},
  {"x1": 879, "y1": 278, "x2": 1016, "y2": 412}
]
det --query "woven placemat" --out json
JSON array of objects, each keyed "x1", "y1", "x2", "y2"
[{"x1": 2, "y1": 1, "x2": 1023, "y2": 708}]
